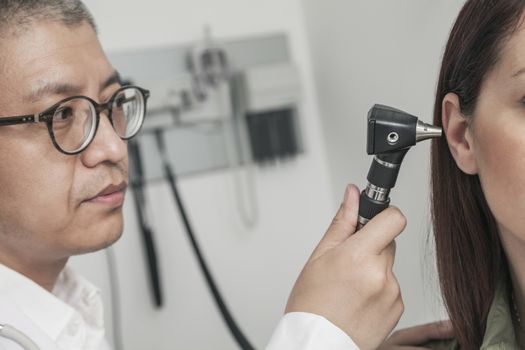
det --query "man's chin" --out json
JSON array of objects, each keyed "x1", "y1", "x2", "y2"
[
  {"x1": 87, "y1": 227, "x2": 123, "y2": 253},
  {"x1": 69, "y1": 215, "x2": 124, "y2": 255}
]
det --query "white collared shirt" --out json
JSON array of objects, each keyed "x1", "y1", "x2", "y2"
[
  {"x1": 0, "y1": 263, "x2": 358, "y2": 350},
  {"x1": 0, "y1": 264, "x2": 110, "y2": 350}
]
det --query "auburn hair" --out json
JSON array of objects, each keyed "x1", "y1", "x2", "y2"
[{"x1": 431, "y1": 0, "x2": 525, "y2": 348}]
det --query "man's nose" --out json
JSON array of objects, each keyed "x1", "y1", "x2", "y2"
[{"x1": 80, "y1": 111, "x2": 127, "y2": 168}]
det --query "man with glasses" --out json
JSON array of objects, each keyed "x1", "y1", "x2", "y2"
[
  {"x1": 0, "y1": 85, "x2": 148, "y2": 155},
  {"x1": 0, "y1": 0, "x2": 149, "y2": 347},
  {"x1": 0, "y1": 1, "x2": 420, "y2": 349}
]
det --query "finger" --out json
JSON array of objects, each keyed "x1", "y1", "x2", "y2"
[
  {"x1": 311, "y1": 184, "x2": 360, "y2": 259},
  {"x1": 350, "y1": 206, "x2": 407, "y2": 254},
  {"x1": 381, "y1": 347, "x2": 430, "y2": 350},
  {"x1": 388, "y1": 321, "x2": 454, "y2": 346},
  {"x1": 381, "y1": 241, "x2": 396, "y2": 271}
]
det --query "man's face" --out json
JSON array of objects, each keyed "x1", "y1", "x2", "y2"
[{"x1": 0, "y1": 20, "x2": 128, "y2": 263}]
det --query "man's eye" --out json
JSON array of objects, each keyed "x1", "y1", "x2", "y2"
[
  {"x1": 115, "y1": 95, "x2": 134, "y2": 108},
  {"x1": 115, "y1": 96, "x2": 125, "y2": 108},
  {"x1": 55, "y1": 107, "x2": 74, "y2": 121}
]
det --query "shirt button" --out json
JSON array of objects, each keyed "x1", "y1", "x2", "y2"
[
  {"x1": 68, "y1": 317, "x2": 81, "y2": 336},
  {"x1": 82, "y1": 292, "x2": 92, "y2": 305},
  {"x1": 82, "y1": 290, "x2": 99, "y2": 306}
]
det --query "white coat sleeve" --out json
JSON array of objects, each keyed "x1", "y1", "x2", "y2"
[{"x1": 265, "y1": 312, "x2": 360, "y2": 350}]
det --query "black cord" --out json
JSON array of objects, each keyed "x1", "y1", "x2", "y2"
[
  {"x1": 153, "y1": 129, "x2": 256, "y2": 350},
  {"x1": 129, "y1": 140, "x2": 164, "y2": 308}
]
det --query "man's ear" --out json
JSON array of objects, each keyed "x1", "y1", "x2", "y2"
[{"x1": 442, "y1": 92, "x2": 478, "y2": 175}]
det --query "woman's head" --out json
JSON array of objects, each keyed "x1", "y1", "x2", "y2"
[{"x1": 432, "y1": 0, "x2": 525, "y2": 348}]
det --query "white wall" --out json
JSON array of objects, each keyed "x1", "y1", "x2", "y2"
[
  {"x1": 71, "y1": 1, "x2": 336, "y2": 349},
  {"x1": 302, "y1": 0, "x2": 466, "y2": 329}
]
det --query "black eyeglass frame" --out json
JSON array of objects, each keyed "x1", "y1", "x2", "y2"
[{"x1": 0, "y1": 85, "x2": 150, "y2": 155}]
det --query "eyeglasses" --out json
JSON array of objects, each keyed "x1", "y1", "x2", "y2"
[{"x1": 0, "y1": 85, "x2": 150, "y2": 155}]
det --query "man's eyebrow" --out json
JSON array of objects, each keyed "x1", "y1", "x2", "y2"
[
  {"x1": 101, "y1": 70, "x2": 122, "y2": 90},
  {"x1": 24, "y1": 81, "x2": 83, "y2": 103},
  {"x1": 23, "y1": 70, "x2": 122, "y2": 103}
]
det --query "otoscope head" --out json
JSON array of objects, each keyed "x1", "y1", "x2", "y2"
[
  {"x1": 367, "y1": 104, "x2": 442, "y2": 155},
  {"x1": 357, "y1": 104, "x2": 444, "y2": 230}
]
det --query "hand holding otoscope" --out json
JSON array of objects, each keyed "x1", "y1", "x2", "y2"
[{"x1": 283, "y1": 105, "x2": 443, "y2": 350}]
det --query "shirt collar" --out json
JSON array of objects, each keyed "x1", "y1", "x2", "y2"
[
  {"x1": 480, "y1": 276, "x2": 519, "y2": 349},
  {"x1": 0, "y1": 263, "x2": 102, "y2": 343}
]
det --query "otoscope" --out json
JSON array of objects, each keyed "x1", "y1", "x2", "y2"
[{"x1": 357, "y1": 104, "x2": 442, "y2": 229}]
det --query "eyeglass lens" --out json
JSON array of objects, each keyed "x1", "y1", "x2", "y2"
[
  {"x1": 51, "y1": 87, "x2": 145, "y2": 153},
  {"x1": 52, "y1": 98, "x2": 96, "y2": 153},
  {"x1": 112, "y1": 87, "x2": 145, "y2": 139}
]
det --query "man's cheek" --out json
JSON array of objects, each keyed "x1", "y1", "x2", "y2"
[{"x1": 29, "y1": 186, "x2": 73, "y2": 228}]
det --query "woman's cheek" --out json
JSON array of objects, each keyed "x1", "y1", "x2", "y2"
[{"x1": 476, "y1": 121, "x2": 525, "y2": 236}]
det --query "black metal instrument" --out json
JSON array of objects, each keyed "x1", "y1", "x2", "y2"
[{"x1": 357, "y1": 104, "x2": 443, "y2": 229}]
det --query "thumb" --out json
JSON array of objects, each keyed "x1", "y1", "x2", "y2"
[{"x1": 310, "y1": 184, "x2": 360, "y2": 261}]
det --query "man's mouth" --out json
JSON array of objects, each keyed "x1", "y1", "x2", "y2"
[{"x1": 85, "y1": 182, "x2": 127, "y2": 207}]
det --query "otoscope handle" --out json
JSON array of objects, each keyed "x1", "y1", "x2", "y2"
[
  {"x1": 358, "y1": 190, "x2": 390, "y2": 228},
  {"x1": 357, "y1": 150, "x2": 407, "y2": 229},
  {"x1": 368, "y1": 155, "x2": 402, "y2": 188}
]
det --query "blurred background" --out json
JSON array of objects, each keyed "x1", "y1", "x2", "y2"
[{"x1": 71, "y1": 1, "x2": 465, "y2": 349}]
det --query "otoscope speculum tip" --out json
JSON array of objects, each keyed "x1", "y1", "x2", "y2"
[{"x1": 416, "y1": 120, "x2": 443, "y2": 142}]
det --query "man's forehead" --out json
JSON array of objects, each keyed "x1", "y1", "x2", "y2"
[
  {"x1": 0, "y1": 20, "x2": 115, "y2": 104},
  {"x1": 2, "y1": 20, "x2": 100, "y2": 63}
]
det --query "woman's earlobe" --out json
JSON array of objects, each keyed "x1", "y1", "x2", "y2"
[{"x1": 442, "y1": 93, "x2": 479, "y2": 175}]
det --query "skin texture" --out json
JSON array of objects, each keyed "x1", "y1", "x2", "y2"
[
  {"x1": 286, "y1": 184, "x2": 408, "y2": 350},
  {"x1": 435, "y1": 14, "x2": 525, "y2": 350},
  {"x1": 471, "y1": 23, "x2": 525, "y2": 348},
  {"x1": 379, "y1": 321, "x2": 454, "y2": 350},
  {"x1": 287, "y1": 184, "x2": 453, "y2": 349},
  {"x1": 0, "y1": 20, "x2": 127, "y2": 291},
  {"x1": 442, "y1": 16, "x2": 525, "y2": 347}
]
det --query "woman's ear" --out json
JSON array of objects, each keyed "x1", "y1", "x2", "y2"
[{"x1": 442, "y1": 92, "x2": 478, "y2": 175}]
